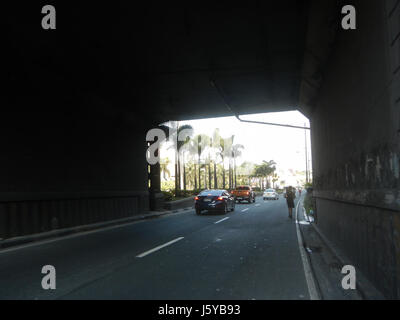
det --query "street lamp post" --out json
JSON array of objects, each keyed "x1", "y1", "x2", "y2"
[{"x1": 304, "y1": 123, "x2": 309, "y2": 184}]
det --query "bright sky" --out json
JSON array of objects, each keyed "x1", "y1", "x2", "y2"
[{"x1": 160, "y1": 110, "x2": 312, "y2": 182}]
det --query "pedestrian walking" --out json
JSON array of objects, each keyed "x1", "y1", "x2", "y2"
[{"x1": 284, "y1": 186, "x2": 296, "y2": 219}]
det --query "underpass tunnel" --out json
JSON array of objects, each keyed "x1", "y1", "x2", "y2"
[
  {"x1": 2, "y1": 0, "x2": 400, "y2": 299},
  {"x1": 147, "y1": 111, "x2": 312, "y2": 203}
]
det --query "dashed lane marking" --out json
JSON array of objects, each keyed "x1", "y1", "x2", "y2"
[
  {"x1": 214, "y1": 217, "x2": 230, "y2": 224},
  {"x1": 136, "y1": 237, "x2": 184, "y2": 258}
]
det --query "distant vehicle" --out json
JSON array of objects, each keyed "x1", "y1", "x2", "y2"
[
  {"x1": 194, "y1": 189, "x2": 235, "y2": 215},
  {"x1": 231, "y1": 185, "x2": 256, "y2": 203},
  {"x1": 263, "y1": 188, "x2": 279, "y2": 200}
]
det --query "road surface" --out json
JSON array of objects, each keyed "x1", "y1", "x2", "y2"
[{"x1": 0, "y1": 195, "x2": 311, "y2": 300}]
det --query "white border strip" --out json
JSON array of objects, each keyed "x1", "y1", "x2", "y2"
[
  {"x1": 136, "y1": 237, "x2": 184, "y2": 258},
  {"x1": 241, "y1": 208, "x2": 249, "y2": 212},
  {"x1": 295, "y1": 199, "x2": 321, "y2": 300}
]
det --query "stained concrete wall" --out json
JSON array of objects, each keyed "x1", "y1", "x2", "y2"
[
  {"x1": 2, "y1": 3, "x2": 154, "y2": 240},
  {"x1": 311, "y1": 0, "x2": 400, "y2": 298},
  {"x1": 0, "y1": 110, "x2": 150, "y2": 239}
]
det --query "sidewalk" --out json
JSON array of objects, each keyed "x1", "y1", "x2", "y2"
[{"x1": 299, "y1": 201, "x2": 385, "y2": 300}]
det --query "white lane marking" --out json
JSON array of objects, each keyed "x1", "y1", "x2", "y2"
[
  {"x1": 136, "y1": 237, "x2": 184, "y2": 258},
  {"x1": 241, "y1": 208, "x2": 249, "y2": 212},
  {"x1": 295, "y1": 198, "x2": 321, "y2": 300},
  {"x1": 255, "y1": 204, "x2": 260, "y2": 207},
  {"x1": 214, "y1": 217, "x2": 230, "y2": 224}
]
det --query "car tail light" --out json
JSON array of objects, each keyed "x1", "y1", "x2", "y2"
[
  {"x1": 217, "y1": 196, "x2": 223, "y2": 200},
  {"x1": 194, "y1": 196, "x2": 199, "y2": 200},
  {"x1": 246, "y1": 191, "x2": 249, "y2": 195}
]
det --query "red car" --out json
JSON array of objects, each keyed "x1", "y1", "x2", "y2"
[{"x1": 231, "y1": 185, "x2": 256, "y2": 203}]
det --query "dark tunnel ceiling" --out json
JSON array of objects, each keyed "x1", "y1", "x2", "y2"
[
  {"x1": 143, "y1": 0, "x2": 338, "y2": 123},
  {"x1": 6, "y1": 2, "x2": 337, "y2": 124},
  {"x1": 146, "y1": 2, "x2": 309, "y2": 122}
]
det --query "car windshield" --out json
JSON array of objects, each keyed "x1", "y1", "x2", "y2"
[
  {"x1": 199, "y1": 190, "x2": 222, "y2": 196},
  {"x1": 266, "y1": 189, "x2": 275, "y2": 192}
]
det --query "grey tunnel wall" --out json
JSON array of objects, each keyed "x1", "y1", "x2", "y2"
[
  {"x1": 1, "y1": 3, "x2": 153, "y2": 241},
  {"x1": 0, "y1": 110, "x2": 150, "y2": 240},
  {"x1": 310, "y1": 0, "x2": 400, "y2": 298}
]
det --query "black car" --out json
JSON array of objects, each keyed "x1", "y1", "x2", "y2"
[{"x1": 194, "y1": 189, "x2": 235, "y2": 215}]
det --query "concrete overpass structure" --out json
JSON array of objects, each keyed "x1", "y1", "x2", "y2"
[{"x1": 2, "y1": 1, "x2": 400, "y2": 298}]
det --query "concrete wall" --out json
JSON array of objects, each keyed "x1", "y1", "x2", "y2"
[
  {"x1": 0, "y1": 110, "x2": 150, "y2": 240},
  {"x1": 1, "y1": 2, "x2": 155, "y2": 240},
  {"x1": 311, "y1": 0, "x2": 400, "y2": 298}
]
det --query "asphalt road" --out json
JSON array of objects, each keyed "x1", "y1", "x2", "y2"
[{"x1": 0, "y1": 195, "x2": 310, "y2": 300}]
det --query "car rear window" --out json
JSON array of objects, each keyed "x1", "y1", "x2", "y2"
[
  {"x1": 199, "y1": 190, "x2": 222, "y2": 196},
  {"x1": 236, "y1": 186, "x2": 250, "y2": 190}
]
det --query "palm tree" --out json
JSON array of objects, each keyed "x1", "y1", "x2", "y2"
[
  {"x1": 160, "y1": 157, "x2": 171, "y2": 181},
  {"x1": 185, "y1": 162, "x2": 196, "y2": 190},
  {"x1": 272, "y1": 173, "x2": 279, "y2": 188},
  {"x1": 253, "y1": 160, "x2": 277, "y2": 189},
  {"x1": 253, "y1": 164, "x2": 263, "y2": 189},
  {"x1": 211, "y1": 128, "x2": 223, "y2": 188},
  {"x1": 188, "y1": 140, "x2": 198, "y2": 190},
  {"x1": 226, "y1": 135, "x2": 235, "y2": 190},
  {"x1": 204, "y1": 151, "x2": 212, "y2": 189},
  {"x1": 190, "y1": 134, "x2": 210, "y2": 190},
  {"x1": 237, "y1": 161, "x2": 255, "y2": 185},
  {"x1": 178, "y1": 124, "x2": 194, "y2": 193},
  {"x1": 217, "y1": 135, "x2": 233, "y2": 189},
  {"x1": 231, "y1": 144, "x2": 244, "y2": 188},
  {"x1": 217, "y1": 138, "x2": 226, "y2": 189},
  {"x1": 263, "y1": 160, "x2": 277, "y2": 188},
  {"x1": 166, "y1": 121, "x2": 193, "y2": 196},
  {"x1": 154, "y1": 123, "x2": 175, "y2": 194}
]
